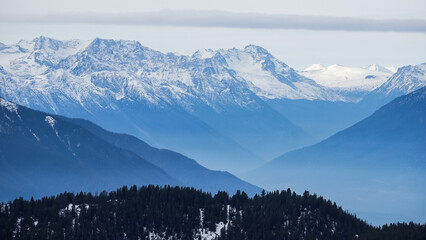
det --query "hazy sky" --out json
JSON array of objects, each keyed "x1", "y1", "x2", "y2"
[{"x1": 0, "y1": 0, "x2": 425, "y2": 69}]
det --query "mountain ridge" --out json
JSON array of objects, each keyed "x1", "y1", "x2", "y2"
[
  {"x1": 0, "y1": 36, "x2": 320, "y2": 171},
  {"x1": 1, "y1": 36, "x2": 425, "y2": 171},
  {"x1": 0, "y1": 97, "x2": 262, "y2": 201},
  {"x1": 245, "y1": 86, "x2": 426, "y2": 225}
]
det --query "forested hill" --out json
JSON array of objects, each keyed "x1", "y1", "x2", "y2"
[{"x1": 1, "y1": 185, "x2": 424, "y2": 240}]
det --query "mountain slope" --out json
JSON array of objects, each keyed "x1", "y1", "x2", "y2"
[
  {"x1": 265, "y1": 98, "x2": 371, "y2": 141},
  {"x1": 204, "y1": 46, "x2": 342, "y2": 101},
  {"x1": 63, "y1": 117, "x2": 262, "y2": 196},
  {"x1": 363, "y1": 63, "x2": 426, "y2": 106},
  {"x1": 245, "y1": 87, "x2": 426, "y2": 225},
  {"x1": 0, "y1": 98, "x2": 261, "y2": 201},
  {"x1": 0, "y1": 37, "x2": 320, "y2": 171},
  {"x1": 0, "y1": 98, "x2": 179, "y2": 201}
]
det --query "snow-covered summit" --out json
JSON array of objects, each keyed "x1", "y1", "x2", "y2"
[
  {"x1": 369, "y1": 63, "x2": 426, "y2": 99},
  {"x1": 366, "y1": 64, "x2": 396, "y2": 74},
  {"x1": 299, "y1": 63, "x2": 395, "y2": 101},
  {"x1": 305, "y1": 64, "x2": 325, "y2": 71},
  {"x1": 192, "y1": 49, "x2": 216, "y2": 59},
  {"x1": 0, "y1": 38, "x2": 345, "y2": 116},
  {"x1": 0, "y1": 36, "x2": 91, "y2": 76},
  {"x1": 206, "y1": 45, "x2": 342, "y2": 101}
]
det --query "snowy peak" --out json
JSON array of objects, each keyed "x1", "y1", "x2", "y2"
[
  {"x1": 0, "y1": 36, "x2": 91, "y2": 73},
  {"x1": 299, "y1": 64, "x2": 393, "y2": 98},
  {"x1": 33, "y1": 36, "x2": 64, "y2": 51},
  {"x1": 371, "y1": 63, "x2": 426, "y2": 99},
  {"x1": 85, "y1": 38, "x2": 145, "y2": 57},
  {"x1": 0, "y1": 37, "x2": 344, "y2": 112},
  {"x1": 243, "y1": 44, "x2": 270, "y2": 56},
  {"x1": 211, "y1": 47, "x2": 340, "y2": 101},
  {"x1": 305, "y1": 64, "x2": 325, "y2": 71},
  {"x1": 192, "y1": 49, "x2": 216, "y2": 59},
  {"x1": 366, "y1": 64, "x2": 396, "y2": 74}
]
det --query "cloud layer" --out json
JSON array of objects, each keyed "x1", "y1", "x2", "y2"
[{"x1": 2, "y1": 10, "x2": 425, "y2": 33}]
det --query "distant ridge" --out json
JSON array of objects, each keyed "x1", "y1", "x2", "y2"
[
  {"x1": 0, "y1": 97, "x2": 261, "y2": 201},
  {"x1": 247, "y1": 86, "x2": 426, "y2": 225}
]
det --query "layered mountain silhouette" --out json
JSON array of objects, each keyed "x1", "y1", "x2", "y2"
[
  {"x1": 246, "y1": 87, "x2": 426, "y2": 225},
  {"x1": 63, "y1": 117, "x2": 262, "y2": 196},
  {"x1": 0, "y1": 37, "x2": 332, "y2": 171},
  {"x1": 0, "y1": 37, "x2": 425, "y2": 170},
  {"x1": 0, "y1": 98, "x2": 261, "y2": 202}
]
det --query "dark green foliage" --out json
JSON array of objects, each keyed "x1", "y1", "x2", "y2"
[
  {"x1": 357, "y1": 222, "x2": 426, "y2": 240},
  {"x1": 0, "y1": 185, "x2": 421, "y2": 240}
]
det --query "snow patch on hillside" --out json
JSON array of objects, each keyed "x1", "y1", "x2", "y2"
[
  {"x1": 0, "y1": 98, "x2": 19, "y2": 113},
  {"x1": 45, "y1": 116, "x2": 56, "y2": 128},
  {"x1": 194, "y1": 205, "x2": 233, "y2": 240},
  {"x1": 59, "y1": 203, "x2": 90, "y2": 217},
  {"x1": 45, "y1": 115, "x2": 60, "y2": 137}
]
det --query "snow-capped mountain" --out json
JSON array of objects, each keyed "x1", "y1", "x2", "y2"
[
  {"x1": 0, "y1": 37, "x2": 340, "y2": 114},
  {"x1": 199, "y1": 46, "x2": 342, "y2": 101},
  {"x1": 299, "y1": 64, "x2": 394, "y2": 101},
  {"x1": 366, "y1": 64, "x2": 396, "y2": 74},
  {"x1": 0, "y1": 37, "x2": 323, "y2": 171},
  {"x1": 367, "y1": 63, "x2": 426, "y2": 102},
  {"x1": 1, "y1": 37, "x2": 421, "y2": 171}
]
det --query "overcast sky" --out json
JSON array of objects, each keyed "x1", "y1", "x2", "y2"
[{"x1": 0, "y1": 0, "x2": 425, "y2": 69}]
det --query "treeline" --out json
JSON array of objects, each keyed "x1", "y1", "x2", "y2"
[
  {"x1": 357, "y1": 222, "x2": 426, "y2": 239},
  {"x1": 0, "y1": 185, "x2": 423, "y2": 240}
]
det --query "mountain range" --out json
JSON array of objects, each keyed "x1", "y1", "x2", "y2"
[
  {"x1": 0, "y1": 36, "x2": 426, "y2": 226},
  {"x1": 363, "y1": 63, "x2": 426, "y2": 108},
  {"x1": 1, "y1": 37, "x2": 425, "y2": 171},
  {"x1": 299, "y1": 63, "x2": 395, "y2": 102},
  {"x1": 0, "y1": 97, "x2": 261, "y2": 202},
  {"x1": 0, "y1": 36, "x2": 331, "y2": 171},
  {"x1": 245, "y1": 86, "x2": 426, "y2": 225}
]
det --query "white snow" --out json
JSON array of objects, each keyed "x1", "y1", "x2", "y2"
[
  {"x1": 305, "y1": 64, "x2": 325, "y2": 71},
  {"x1": 193, "y1": 205, "x2": 235, "y2": 240},
  {"x1": 300, "y1": 64, "x2": 392, "y2": 92},
  {"x1": 59, "y1": 203, "x2": 90, "y2": 217},
  {"x1": 199, "y1": 208, "x2": 204, "y2": 227},
  {"x1": 366, "y1": 64, "x2": 396, "y2": 74},
  {"x1": 221, "y1": 48, "x2": 342, "y2": 101},
  {"x1": 30, "y1": 129, "x2": 40, "y2": 142},
  {"x1": 194, "y1": 49, "x2": 216, "y2": 59},
  {"x1": 45, "y1": 116, "x2": 56, "y2": 128},
  {"x1": 1, "y1": 37, "x2": 411, "y2": 115},
  {"x1": 373, "y1": 63, "x2": 426, "y2": 96},
  {"x1": 0, "y1": 98, "x2": 19, "y2": 113},
  {"x1": 0, "y1": 37, "x2": 90, "y2": 75},
  {"x1": 148, "y1": 232, "x2": 176, "y2": 240},
  {"x1": 0, "y1": 204, "x2": 7, "y2": 213},
  {"x1": 16, "y1": 217, "x2": 23, "y2": 232}
]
